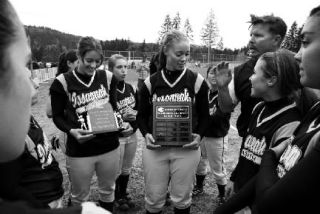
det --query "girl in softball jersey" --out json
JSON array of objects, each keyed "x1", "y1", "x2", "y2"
[
  {"x1": 108, "y1": 54, "x2": 139, "y2": 211},
  {"x1": 50, "y1": 37, "x2": 120, "y2": 212},
  {"x1": 214, "y1": 49, "x2": 302, "y2": 213},
  {"x1": 137, "y1": 30, "x2": 209, "y2": 214},
  {"x1": 193, "y1": 65, "x2": 231, "y2": 205},
  {"x1": 227, "y1": 49, "x2": 301, "y2": 196}
]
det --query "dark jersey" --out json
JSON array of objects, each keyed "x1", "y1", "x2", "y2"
[
  {"x1": 277, "y1": 101, "x2": 320, "y2": 178},
  {"x1": 204, "y1": 89, "x2": 231, "y2": 137},
  {"x1": 19, "y1": 116, "x2": 63, "y2": 205},
  {"x1": 231, "y1": 98, "x2": 301, "y2": 190},
  {"x1": 233, "y1": 57, "x2": 261, "y2": 137},
  {"x1": 137, "y1": 68, "x2": 209, "y2": 138},
  {"x1": 254, "y1": 102, "x2": 320, "y2": 214},
  {"x1": 116, "y1": 81, "x2": 138, "y2": 134},
  {"x1": 50, "y1": 69, "x2": 119, "y2": 157},
  {"x1": 214, "y1": 102, "x2": 320, "y2": 214}
]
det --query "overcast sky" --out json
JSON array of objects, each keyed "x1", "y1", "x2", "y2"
[{"x1": 10, "y1": 0, "x2": 319, "y2": 49}]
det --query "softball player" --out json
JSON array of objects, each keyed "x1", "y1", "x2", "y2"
[
  {"x1": 108, "y1": 54, "x2": 139, "y2": 211},
  {"x1": 50, "y1": 37, "x2": 120, "y2": 212},
  {"x1": 193, "y1": 65, "x2": 231, "y2": 205},
  {"x1": 137, "y1": 30, "x2": 209, "y2": 214},
  {"x1": 217, "y1": 49, "x2": 302, "y2": 213},
  {"x1": 136, "y1": 54, "x2": 150, "y2": 91}
]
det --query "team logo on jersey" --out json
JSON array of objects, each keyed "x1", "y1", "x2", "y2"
[
  {"x1": 26, "y1": 132, "x2": 53, "y2": 169},
  {"x1": 117, "y1": 93, "x2": 136, "y2": 114},
  {"x1": 277, "y1": 144, "x2": 302, "y2": 178},
  {"x1": 241, "y1": 135, "x2": 267, "y2": 165},
  {"x1": 209, "y1": 105, "x2": 217, "y2": 116},
  {"x1": 70, "y1": 84, "x2": 109, "y2": 108},
  {"x1": 152, "y1": 88, "x2": 192, "y2": 102}
]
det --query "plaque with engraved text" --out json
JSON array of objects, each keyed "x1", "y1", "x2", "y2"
[
  {"x1": 153, "y1": 101, "x2": 192, "y2": 146},
  {"x1": 87, "y1": 102, "x2": 119, "y2": 134}
]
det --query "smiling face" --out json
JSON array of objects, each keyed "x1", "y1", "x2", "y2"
[
  {"x1": 78, "y1": 50, "x2": 101, "y2": 76},
  {"x1": 0, "y1": 18, "x2": 33, "y2": 162},
  {"x1": 112, "y1": 58, "x2": 128, "y2": 82},
  {"x1": 248, "y1": 24, "x2": 280, "y2": 57},
  {"x1": 250, "y1": 59, "x2": 271, "y2": 98},
  {"x1": 165, "y1": 39, "x2": 190, "y2": 71},
  {"x1": 295, "y1": 16, "x2": 320, "y2": 89}
]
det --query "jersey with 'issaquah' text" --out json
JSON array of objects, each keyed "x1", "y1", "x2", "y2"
[{"x1": 231, "y1": 98, "x2": 301, "y2": 189}]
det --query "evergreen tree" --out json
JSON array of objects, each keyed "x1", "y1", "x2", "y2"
[
  {"x1": 281, "y1": 21, "x2": 301, "y2": 52},
  {"x1": 200, "y1": 9, "x2": 219, "y2": 62},
  {"x1": 172, "y1": 12, "x2": 181, "y2": 30},
  {"x1": 158, "y1": 14, "x2": 172, "y2": 43},
  {"x1": 217, "y1": 37, "x2": 224, "y2": 50},
  {"x1": 183, "y1": 18, "x2": 194, "y2": 42},
  {"x1": 140, "y1": 39, "x2": 146, "y2": 52}
]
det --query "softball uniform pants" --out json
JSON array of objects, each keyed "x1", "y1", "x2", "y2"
[
  {"x1": 118, "y1": 132, "x2": 138, "y2": 175},
  {"x1": 66, "y1": 147, "x2": 120, "y2": 205},
  {"x1": 196, "y1": 136, "x2": 228, "y2": 185},
  {"x1": 143, "y1": 147, "x2": 200, "y2": 213}
]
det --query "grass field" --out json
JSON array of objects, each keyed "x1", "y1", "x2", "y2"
[{"x1": 32, "y1": 66, "x2": 242, "y2": 213}]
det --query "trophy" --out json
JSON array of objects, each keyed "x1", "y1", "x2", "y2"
[
  {"x1": 86, "y1": 102, "x2": 120, "y2": 134},
  {"x1": 152, "y1": 101, "x2": 192, "y2": 146}
]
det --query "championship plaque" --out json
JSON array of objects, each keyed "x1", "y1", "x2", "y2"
[
  {"x1": 153, "y1": 101, "x2": 192, "y2": 146},
  {"x1": 87, "y1": 102, "x2": 119, "y2": 134}
]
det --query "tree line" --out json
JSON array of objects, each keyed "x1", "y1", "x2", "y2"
[{"x1": 24, "y1": 15, "x2": 301, "y2": 64}]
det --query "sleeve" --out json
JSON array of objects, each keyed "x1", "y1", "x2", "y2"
[
  {"x1": 49, "y1": 79, "x2": 72, "y2": 133},
  {"x1": 194, "y1": 81, "x2": 210, "y2": 138},
  {"x1": 255, "y1": 142, "x2": 320, "y2": 214},
  {"x1": 129, "y1": 84, "x2": 139, "y2": 133},
  {"x1": 230, "y1": 159, "x2": 240, "y2": 182},
  {"x1": 214, "y1": 176, "x2": 255, "y2": 214},
  {"x1": 270, "y1": 121, "x2": 300, "y2": 147},
  {"x1": 109, "y1": 74, "x2": 119, "y2": 111},
  {"x1": 137, "y1": 81, "x2": 152, "y2": 137},
  {"x1": 228, "y1": 74, "x2": 239, "y2": 105}
]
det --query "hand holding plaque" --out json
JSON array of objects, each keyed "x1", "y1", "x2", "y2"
[
  {"x1": 86, "y1": 102, "x2": 120, "y2": 134},
  {"x1": 183, "y1": 133, "x2": 201, "y2": 150},
  {"x1": 120, "y1": 122, "x2": 134, "y2": 137},
  {"x1": 145, "y1": 133, "x2": 160, "y2": 150},
  {"x1": 69, "y1": 128, "x2": 95, "y2": 144}
]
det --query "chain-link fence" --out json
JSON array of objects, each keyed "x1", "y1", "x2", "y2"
[{"x1": 103, "y1": 50, "x2": 245, "y2": 63}]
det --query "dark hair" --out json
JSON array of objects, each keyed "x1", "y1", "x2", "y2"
[
  {"x1": 249, "y1": 14, "x2": 287, "y2": 42},
  {"x1": 158, "y1": 30, "x2": 189, "y2": 71},
  {"x1": 310, "y1": 5, "x2": 320, "y2": 16},
  {"x1": 56, "y1": 49, "x2": 77, "y2": 76},
  {"x1": 259, "y1": 49, "x2": 300, "y2": 97},
  {"x1": 0, "y1": 0, "x2": 20, "y2": 73},
  {"x1": 149, "y1": 53, "x2": 160, "y2": 75},
  {"x1": 77, "y1": 37, "x2": 103, "y2": 66},
  {"x1": 108, "y1": 54, "x2": 126, "y2": 72},
  {"x1": 206, "y1": 64, "x2": 214, "y2": 77}
]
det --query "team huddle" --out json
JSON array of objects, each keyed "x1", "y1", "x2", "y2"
[{"x1": 1, "y1": 1, "x2": 320, "y2": 214}]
